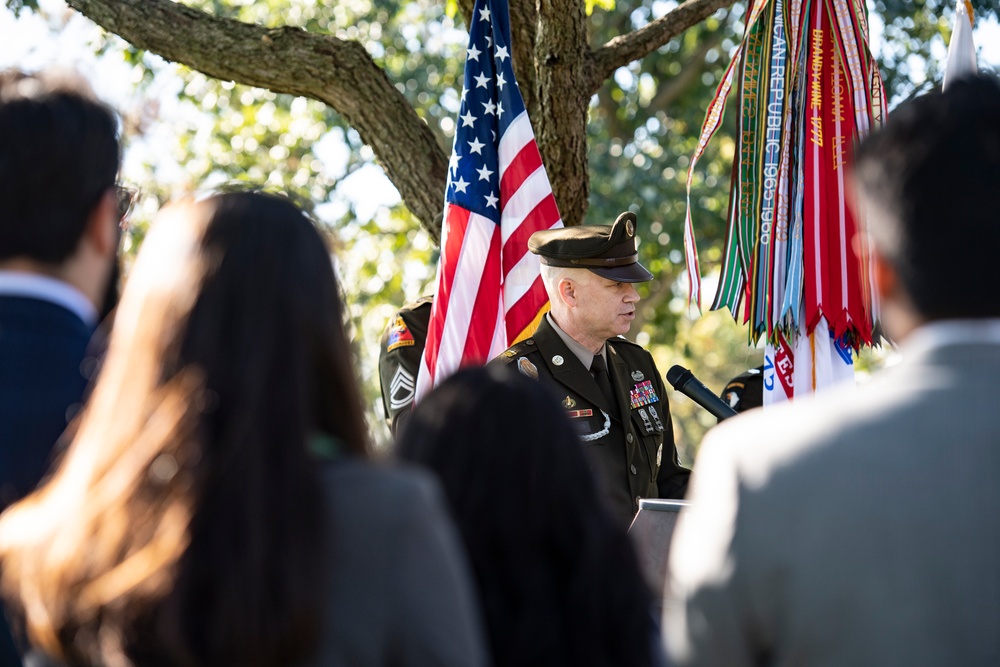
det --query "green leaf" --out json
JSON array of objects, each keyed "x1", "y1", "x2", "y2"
[
  {"x1": 586, "y1": 0, "x2": 615, "y2": 15},
  {"x1": 5, "y1": 0, "x2": 39, "y2": 17}
]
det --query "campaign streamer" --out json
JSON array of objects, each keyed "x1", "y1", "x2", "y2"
[{"x1": 679, "y1": 0, "x2": 888, "y2": 401}]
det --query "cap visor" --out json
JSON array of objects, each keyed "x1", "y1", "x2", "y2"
[{"x1": 590, "y1": 262, "x2": 653, "y2": 283}]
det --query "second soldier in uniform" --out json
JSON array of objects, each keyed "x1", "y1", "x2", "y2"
[
  {"x1": 378, "y1": 296, "x2": 433, "y2": 438},
  {"x1": 491, "y1": 212, "x2": 689, "y2": 526}
]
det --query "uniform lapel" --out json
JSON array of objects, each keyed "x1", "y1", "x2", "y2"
[
  {"x1": 607, "y1": 342, "x2": 634, "y2": 420},
  {"x1": 533, "y1": 319, "x2": 615, "y2": 414},
  {"x1": 607, "y1": 343, "x2": 637, "y2": 470}
]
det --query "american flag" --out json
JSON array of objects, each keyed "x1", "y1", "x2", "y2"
[{"x1": 415, "y1": 0, "x2": 562, "y2": 400}]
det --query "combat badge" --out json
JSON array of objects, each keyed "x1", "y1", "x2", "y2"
[
  {"x1": 562, "y1": 395, "x2": 576, "y2": 409},
  {"x1": 518, "y1": 357, "x2": 539, "y2": 379},
  {"x1": 631, "y1": 370, "x2": 644, "y2": 381}
]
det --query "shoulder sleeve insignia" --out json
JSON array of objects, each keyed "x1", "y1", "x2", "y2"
[
  {"x1": 725, "y1": 390, "x2": 741, "y2": 409},
  {"x1": 517, "y1": 357, "x2": 539, "y2": 379},
  {"x1": 386, "y1": 315, "x2": 416, "y2": 352}
]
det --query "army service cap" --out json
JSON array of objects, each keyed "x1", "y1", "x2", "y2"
[{"x1": 528, "y1": 211, "x2": 653, "y2": 283}]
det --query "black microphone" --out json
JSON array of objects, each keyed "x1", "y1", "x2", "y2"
[{"x1": 666, "y1": 365, "x2": 739, "y2": 422}]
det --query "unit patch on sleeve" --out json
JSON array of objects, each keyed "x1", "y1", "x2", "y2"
[{"x1": 386, "y1": 315, "x2": 416, "y2": 352}]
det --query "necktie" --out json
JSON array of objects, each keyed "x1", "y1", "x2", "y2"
[{"x1": 590, "y1": 353, "x2": 617, "y2": 414}]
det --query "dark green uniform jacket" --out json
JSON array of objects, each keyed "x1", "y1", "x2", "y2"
[
  {"x1": 490, "y1": 317, "x2": 689, "y2": 525},
  {"x1": 378, "y1": 297, "x2": 433, "y2": 438}
]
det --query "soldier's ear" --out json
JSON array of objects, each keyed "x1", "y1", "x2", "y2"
[{"x1": 558, "y1": 277, "x2": 577, "y2": 306}]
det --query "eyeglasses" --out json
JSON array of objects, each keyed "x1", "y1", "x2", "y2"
[{"x1": 115, "y1": 184, "x2": 137, "y2": 229}]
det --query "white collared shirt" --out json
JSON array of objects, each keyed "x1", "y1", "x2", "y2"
[
  {"x1": 0, "y1": 270, "x2": 97, "y2": 326},
  {"x1": 546, "y1": 312, "x2": 607, "y2": 370},
  {"x1": 902, "y1": 318, "x2": 1000, "y2": 357}
]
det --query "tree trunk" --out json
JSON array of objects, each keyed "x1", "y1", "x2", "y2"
[{"x1": 534, "y1": 0, "x2": 593, "y2": 226}]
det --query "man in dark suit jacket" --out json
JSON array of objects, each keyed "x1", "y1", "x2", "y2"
[
  {"x1": 666, "y1": 75, "x2": 1000, "y2": 666},
  {"x1": 492, "y1": 212, "x2": 689, "y2": 526},
  {"x1": 0, "y1": 69, "x2": 120, "y2": 664}
]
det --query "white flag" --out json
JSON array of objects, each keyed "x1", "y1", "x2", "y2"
[
  {"x1": 944, "y1": 0, "x2": 977, "y2": 90},
  {"x1": 763, "y1": 317, "x2": 854, "y2": 406}
]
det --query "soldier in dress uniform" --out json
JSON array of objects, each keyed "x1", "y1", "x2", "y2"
[
  {"x1": 489, "y1": 212, "x2": 689, "y2": 526},
  {"x1": 378, "y1": 296, "x2": 432, "y2": 438}
]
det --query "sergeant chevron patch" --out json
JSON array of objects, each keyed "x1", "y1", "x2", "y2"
[{"x1": 388, "y1": 366, "x2": 415, "y2": 410}]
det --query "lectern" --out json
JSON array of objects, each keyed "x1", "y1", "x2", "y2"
[{"x1": 627, "y1": 498, "x2": 689, "y2": 603}]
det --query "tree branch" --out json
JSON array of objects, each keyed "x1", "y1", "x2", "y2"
[
  {"x1": 587, "y1": 0, "x2": 737, "y2": 95},
  {"x1": 66, "y1": 0, "x2": 449, "y2": 241}
]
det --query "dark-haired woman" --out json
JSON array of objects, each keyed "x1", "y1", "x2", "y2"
[
  {"x1": 0, "y1": 192, "x2": 487, "y2": 667},
  {"x1": 397, "y1": 366, "x2": 666, "y2": 667}
]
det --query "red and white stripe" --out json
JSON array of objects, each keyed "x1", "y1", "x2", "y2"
[{"x1": 415, "y1": 110, "x2": 562, "y2": 401}]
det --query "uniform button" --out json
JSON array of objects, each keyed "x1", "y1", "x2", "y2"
[
  {"x1": 630, "y1": 464, "x2": 637, "y2": 475},
  {"x1": 635, "y1": 495, "x2": 642, "y2": 506},
  {"x1": 626, "y1": 433, "x2": 634, "y2": 443}
]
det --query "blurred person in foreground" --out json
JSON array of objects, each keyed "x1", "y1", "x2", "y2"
[
  {"x1": 0, "y1": 67, "x2": 121, "y2": 667},
  {"x1": 665, "y1": 74, "x2": 1000, "y2": 666},
  {"x1": 0, "y1": 191, "x2": 487, "y2": 667},
  {"x1": 0, "y1": 68, "x2": 120, "y2": 509},
  {"x1": 398, "y1": 366, "x2": 666, "y2": 667}
]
